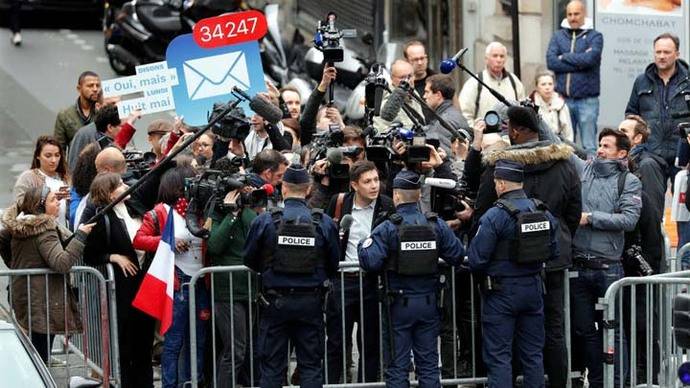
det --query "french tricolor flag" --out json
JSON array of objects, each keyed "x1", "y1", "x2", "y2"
[{"x1": 132, "y1": 207, "x2": 176, "y2": 335}]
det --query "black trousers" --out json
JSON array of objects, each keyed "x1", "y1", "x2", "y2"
[
  {"x1": 10, "y1": 0, "x2": 21, "y2": 33},
  {"x1": 543, "y1": 270, "x2": 568, "y2": 388}
]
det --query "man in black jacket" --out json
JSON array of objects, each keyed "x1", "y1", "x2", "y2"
[
  {"x1": 324, "y1": 160, "x2": 395, "y2": 383},
  {"x1": 619, "y1": 114, "x2": 666, "y2": 383},
  {"x1": 463, "y1": 106, "x2": 581, "y2": 388}
]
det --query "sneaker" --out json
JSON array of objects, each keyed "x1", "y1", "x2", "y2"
[{"x1": 12, "y1": 33, "x2": 22, "y2": 46}]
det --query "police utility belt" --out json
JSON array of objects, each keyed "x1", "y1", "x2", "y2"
[
  {"x1": 385, "y1": 212, "x2": 440, "y2": 277},
  {"x1": 263, "y1": 208, "x2": 325, "y2": 275}
]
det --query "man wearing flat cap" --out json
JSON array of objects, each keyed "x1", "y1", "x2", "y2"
[
  {"x1": 358, "y1": 169, "x2": 464, "y2": 388},
  {"x1": 468, "y1": 159, "x2": 560, "y2": 388},
  {"x1": 462, "y1": 104, "x2": 581, "y2": 387},
  {"x1": 243, "y1": 163, "x2": 340, "y2": 388}
]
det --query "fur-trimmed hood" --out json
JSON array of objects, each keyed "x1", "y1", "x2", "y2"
[
  {"x1": 1, "y1": 204, "x2": 57, "y2": 239},
  {"x1": 483, "y1": 141, "x2": 574, "y2": 168}
]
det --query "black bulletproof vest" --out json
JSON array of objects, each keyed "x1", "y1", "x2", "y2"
[
  {"x1": 387, "y1": 213, "x2": 439, "y2": 276},
  {"x1": 492, "y1": 199, "x2": 551, "y2": 265},
  {"x1": 268, "y1": 208, "x2": 323, "y2": 274}
]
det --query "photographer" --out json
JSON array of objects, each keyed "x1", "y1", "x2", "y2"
[
  {"x1": 247, "y1": 149, "x2": 288, "y2": 207},
  {"x1": 373, "y1": 60, "x2": 425, "y2": 131},
  {"x1": 244, "y1": 112, "x2": 293, "y2": 160},
  {"x1": 463, "y1": 106, "x2": 581, "y2": 388},
  {"x1": 206, "y1": 189, "x2": 258, "y2": 388},
  {"x1": 299, "y1": 65, "x2": 337, "y2": 147},
  {"x1": 324, "y1": 160, "x2": 394, "y2": 383}
]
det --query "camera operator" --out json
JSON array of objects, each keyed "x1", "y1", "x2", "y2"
[
  {"x1": 324, "y1": 160, "x2": 394, "y2": 383},
  {"x1": 205, "y1": 188, "x2": 259, "y2": 388},
  {"x1": 422, "y1": 74, "x2": 470, "y2": 154},
  {"x1": 373, "y1": 60, "x2": 425, "y2": 131},
  {"x1": 625, "y1": 32, "x2": 690, "y2": 184},
  {"x1": 463, "y1": 106, "x2": 581, "y2": 388},
  {"x1": 300, "y1": 65, "x2": 338, "y2": 147},
  {"x1": 246, "y1": 149, "x2": 288, "y2": 208}
]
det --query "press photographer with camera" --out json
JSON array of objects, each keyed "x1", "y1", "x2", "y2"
[
  {"x1": 462, "y1": 105, "x2": 581, "y2": 388},
  {"x1": 205, "y1": 187, "x2": 259, "y2": 388}
]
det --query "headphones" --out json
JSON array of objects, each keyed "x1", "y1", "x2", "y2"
[{"x1": 38, "y1": 185, "x2": 49, "y2": 213}]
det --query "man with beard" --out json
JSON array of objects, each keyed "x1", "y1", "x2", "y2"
[
  {"x1": 463, "y1": 106, "x2": 581, "y2": 388},
  {"x1": 54, "y1": 71, "x2": 101, "y2": 151}
]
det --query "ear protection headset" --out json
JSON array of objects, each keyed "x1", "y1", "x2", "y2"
[{"x1": 38, "y1": 185, "x2": 49, "y2": 213}]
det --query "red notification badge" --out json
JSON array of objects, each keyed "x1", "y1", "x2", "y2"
[{"x1": 193, "y1": 10, "x2": 268, "y2": 49}]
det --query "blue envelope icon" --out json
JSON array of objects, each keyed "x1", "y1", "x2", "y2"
[{"x1": 183, "y1": 51, "x2": 250, "y2": 101}]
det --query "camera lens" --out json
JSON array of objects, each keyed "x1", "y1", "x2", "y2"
[{"x1": 485, "y1": 111, "x2": 500, "y2": 127}]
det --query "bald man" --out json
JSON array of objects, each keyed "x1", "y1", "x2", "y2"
[
  {"x1": 95, "y1": 147, "x2": 127, "y2": 174},
  {"x1": 547, "y1": 0, "x2": 603, "y2": 156},
  {"x1": 374, "y1": 59, "x2": 425, "y2": 131},
  {"x1": 458, "y1": 42, "x2": 525, "y2": 125}
]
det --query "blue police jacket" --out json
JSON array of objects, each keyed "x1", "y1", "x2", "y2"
[
  {"x1": 243, "y1": 198, "x2": 340, "y2": 289},
  {"x1": 357, "y1": 202, "x2": 465, "y2": 295},
  {"x1": 468, "y1": 189, "x2": 560, "y2": 277}
]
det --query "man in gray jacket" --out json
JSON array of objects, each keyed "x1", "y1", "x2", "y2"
[
  {"x1": 423, "y1": 74, "x2": 469, "y2": 154},
  {"x1": 570, "y1": 128, "x2": 642, "y2": 388}
]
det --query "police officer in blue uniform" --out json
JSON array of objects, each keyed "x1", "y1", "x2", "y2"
[
  {"x1": 468, "y1": 160, "x2": 560, "y2": 388},
  {"x1": 243, "y1": 163, "x2": 340, "y2": 388},
  {"x1": 358, "y1": 170, "x2": 464, "y2": 388}
]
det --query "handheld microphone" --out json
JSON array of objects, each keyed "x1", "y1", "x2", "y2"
[
  {"x1": 422, "y1": 177, "x2": 461, "y2": 190},
  {"x1": 380, "y1": 86, "x2": 408, "y2": 121},
  {"x1": 261, "y1": 183, "x2": 275, "y2": 196},
  {"x1": 339, "y1": 214, "x2": 354, "y2": 240},
  {"x1": 232, "y1": 86, "x2": 284, "y2": 124},
  {"x1": 439, "y1": 48, "x2": 469, "y2": 74}
]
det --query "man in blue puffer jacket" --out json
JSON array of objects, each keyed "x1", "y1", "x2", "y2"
[
  {"x1": 546, "y1": 0, "x2": 603, "y2": 156},
  {"x1": 625, "y1": 32, "x2": 690, "y2": 184}
]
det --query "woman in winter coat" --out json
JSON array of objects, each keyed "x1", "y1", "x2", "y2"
[
  {"x1": 529, "y1": 70, "x2": 574, "y2": 142},
  {"x1": 0, "y1": 184, "x2": 94, "y2": 362},
  {"x1": 132, "y1": 161, "x2": 209, "y2": 388},
  {"x1": 82, "y1": 172, "x2": 155, "y2": 388},
  {"x1": 14, "y1": 135, "x2": 72, "y2": 227}
]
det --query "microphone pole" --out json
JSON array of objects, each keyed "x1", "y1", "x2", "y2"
[{"x1": 383, "y1": 84, "x2": 425, "y2": 129}]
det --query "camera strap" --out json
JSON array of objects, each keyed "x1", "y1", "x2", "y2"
[
  {"x1": 333, "y1": 193, "x2": 346, "y2": 223},
  {"x1": 475, "y1": 71, "x2": 518, "y2": 116}
]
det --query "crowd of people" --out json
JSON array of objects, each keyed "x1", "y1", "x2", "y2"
[{"x1": 1, "y1": 1, "x2": 689, "y2": 387}]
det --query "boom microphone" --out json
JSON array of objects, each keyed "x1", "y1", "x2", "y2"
[
  {"x1": 439, "y1": 48, "x2": 469, "y2": 74},
  {"x1": 232, "y1": 86, "x2": 284, "y2": 124},
  {"x1": 380, "y1": 86, "x2": 408, "y2": 121},
  {"x1": 326, "y1": 147, "x2": 344, "y2": 165}
]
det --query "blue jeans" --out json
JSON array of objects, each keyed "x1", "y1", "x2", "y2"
[
  {"x1": 570, "y1": 263, "x2": 628, "y2": 388},
  {"x1": 161, "y1": 270, "x2": 209, "y2": 388},
  {"x1": 566, "y1": 96, "x2": 599, "y2": 155},
  {"x1": 678, "y1": 222, "x2": 690, "y2": 269}
]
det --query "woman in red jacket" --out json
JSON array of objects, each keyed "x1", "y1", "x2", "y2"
[{"x1": 133, "y1": 161, "x2": 209, "y2": 388}]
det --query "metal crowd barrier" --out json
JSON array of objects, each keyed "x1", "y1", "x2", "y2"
[
  {"x1": 600, "y1": 242, "x2": 690, "y2": 388},
  {"x1": 0, "y1": 265, "x2": 118, "y2": 387},
  {"x1": 185, "y1": 263, "x2": 575, "y2": 388}
]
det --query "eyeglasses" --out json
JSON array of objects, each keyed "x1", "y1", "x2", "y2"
[{"x1": 409, "y1": 56, "x2": 427, "y2": 63}]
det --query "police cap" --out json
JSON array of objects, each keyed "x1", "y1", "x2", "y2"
[
  {"x1": 494, "y1": 159, "x2": 524, "y2": 182},
  {"x1": 393, "y1": 170, "x2": 422, "y2": 189},
  {"x1": 283, "y1": 163, "x2": 310, "y2": 184}
]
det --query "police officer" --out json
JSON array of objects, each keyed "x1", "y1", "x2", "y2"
[
  {"x1": 243, "y1": 163, "x2": 340, "y2": 388},
  {"x1": 468, "y1": 160, "x2": 560, "y2": 388},
  {"x1": 358, "y1": 170, "x2": 464, "y2": 388}
]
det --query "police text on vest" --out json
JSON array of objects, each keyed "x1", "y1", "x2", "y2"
[
  {"x1": 521, "y1": 221, "x2": 550, "y2": 233},
  {"x1": 278, "y1": 236, "x2": 316, "y2": 246},
  {"x1": 400, "y1": 241, "x2": 437, "y2": 251}
]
